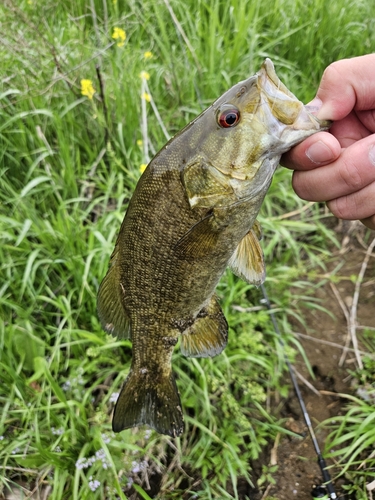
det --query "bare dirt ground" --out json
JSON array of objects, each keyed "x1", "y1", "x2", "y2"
[{"x1": 260, "y1": 223, "x2": 375, "y2": 500}]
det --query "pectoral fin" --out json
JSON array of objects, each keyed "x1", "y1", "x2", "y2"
[
  {"x1": 173, "y1": 213, "x2": 220, "y2": 260},
  {"x1": 180, "y1": 296, "x2": 228, "y2": 358},
  {"x1": 252, "y1": 219, "x2": 263, "y2": 240},
  {"x1": 97, "y1": 247, "x2": 130, "y2": 339},
  {"x1": 228, "y1": 222, "x2": 265, "y2": 286}
]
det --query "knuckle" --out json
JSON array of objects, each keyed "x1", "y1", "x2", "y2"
[
  {"x1": 328, "y1": 196, "x2": 356, "y2": 220},
  {"x1": 337, "y1": 155, "x2": 364, "y2": 191}
]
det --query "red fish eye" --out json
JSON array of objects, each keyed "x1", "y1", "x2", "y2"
[{"x1": 218, "y1": 107, "x2": 240, "y2": 128}]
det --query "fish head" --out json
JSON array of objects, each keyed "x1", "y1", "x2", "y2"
[{"x1": 182, "y1": 59, "x2": 330, "y2": 207}]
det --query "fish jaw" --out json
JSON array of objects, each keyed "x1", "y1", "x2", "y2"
[{"x1": 256, "y1": 58, "x2": 331, "y2": 153}]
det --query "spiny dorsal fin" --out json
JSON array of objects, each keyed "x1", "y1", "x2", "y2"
[
  {"x1": 180, "y1": 295, "x2": 228, "y2": 358},
  {"x1": 228, "y1": 222, "x2": 265, "y2": 286},
  {"x1": 97, "y1": 247, "x2": 130, "y2": 339}
]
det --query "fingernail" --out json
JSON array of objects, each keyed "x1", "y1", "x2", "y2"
[
  {"x1": 369, "y1": 145, "x2": 375, "y2": 166},
  {"x1": 306, "y1": 140, "x2": 335, "y2": 164},
  {"x1": 305, "y1": 97, "x2": 322, "y2": 115}
]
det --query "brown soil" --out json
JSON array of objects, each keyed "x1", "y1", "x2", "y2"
[{"x1": 262, "y1": 223, "x2": 375, "y2": 500}]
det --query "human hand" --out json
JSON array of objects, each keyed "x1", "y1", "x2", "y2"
[{"x1": 281, "y1": 54, "x2": 375, "y2": 230}]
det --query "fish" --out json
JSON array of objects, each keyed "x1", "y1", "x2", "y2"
[{"x1": 97, "y1": 58, "x2": 330, "y2": 437}]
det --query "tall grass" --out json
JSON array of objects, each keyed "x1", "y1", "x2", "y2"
[{"x1": 1, "y1": 0, "x2": 374, "y2": 497}]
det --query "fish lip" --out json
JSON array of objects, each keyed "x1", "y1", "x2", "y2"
[
  {"x1": 258, "y1": 58, "x2": 297, "y2": 100},
  {"x1": 304, "y1": 105, "x2": 332, "y2": 130},
  {"x1": 259, "y1": 58, "x2": 333, "y2": 131},
  {"x1": 259, "y1": 59, "x2": 280, "y2": 89},
  {"x1": 302, "y1": 106, "x2": 332, "y2": 131}
]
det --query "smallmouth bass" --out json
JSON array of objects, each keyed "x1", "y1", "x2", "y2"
[{"x1": 98, "y1": 59, "x2": 330, "y2": 437}]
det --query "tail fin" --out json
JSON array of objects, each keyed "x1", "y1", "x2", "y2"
[{"x1": 112, "y1": 369, "x2": 184, "y2": 437}]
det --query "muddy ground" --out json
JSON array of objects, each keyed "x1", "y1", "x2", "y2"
[{"x1": 257, "y1": 223, "x2": 375, "y2": 500}]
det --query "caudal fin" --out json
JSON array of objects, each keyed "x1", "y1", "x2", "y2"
[{"x1": 112, "y1": 369, "x2": 184, "y2": 437}]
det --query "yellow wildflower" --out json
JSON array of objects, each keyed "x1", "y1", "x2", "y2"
[
  {"x1": 144, "y1": 51, "x2": 153, "y2": 60},
  {"x1": 112, "y1": 27, "x2": 126, "y2": 47},
  {"x1": 137, "y1": 140, "x2": 143, "y2": 147},
  {"x1": 81, "y1": 79, "x2": 95, "y2": 100},
  {"x1": 141, "y1": 92, "x2": 151, "y2": 103},
  {"x1": 140, "y1": 164, "x2": 147, "y2": 173},
  {"x1": 139, "y1": 71, "x2": 150, "y2": 80}
]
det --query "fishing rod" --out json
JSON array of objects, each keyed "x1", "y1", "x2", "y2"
[{"x1": 260, "y1": 284, "x2": 337, "y2": 500}]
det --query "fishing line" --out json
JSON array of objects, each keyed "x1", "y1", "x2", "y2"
[{"x1": 260, "y1": 284, "x2": 337, "y2": 500}]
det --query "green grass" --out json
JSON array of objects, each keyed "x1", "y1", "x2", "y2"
[
  {"x1": 1, "y1": 0, "x2": 375, "y2": 498},
  {"x1": 322, "y1": 334, "x2": 375, "y2": 498}
]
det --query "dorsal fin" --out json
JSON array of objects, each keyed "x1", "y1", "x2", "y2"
[
  {"x1": 97, "y1": 246, "x2": 130, "y2": 339},
  {"x1": 180, "y1": 295, "x2": 228, "y2": 358},
  {"x1": 228, "y1": 222, "x2": 265, "y2": 286}
]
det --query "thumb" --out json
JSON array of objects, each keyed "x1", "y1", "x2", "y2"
[{"x1": 312, "y1": 55, "x2": 375, "y2": 121}]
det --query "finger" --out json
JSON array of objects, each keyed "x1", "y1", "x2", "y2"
[
  {"x1": 360, "y1": 214, "x2": 375, "y2": 231},
  {"x1": 327, "y1": 181, "x2": 375, "y2": 221},
  {"x1": 356, "y1": 109, "x2": 375, "y2": 134},
  {"x1": 314, "y1": 55, "x2": 375, "y2": 121},
  {"x1": 292, "y1": 137, "x2": 375, "y2": 201},
  {"x1": 329, "y1": 111, "x2": 372, "y2": 147},
  {"x1": 281, "y1": 132, "x2": 341, "y2": 171}
]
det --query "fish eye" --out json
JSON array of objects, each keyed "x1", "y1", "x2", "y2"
[{"x1": 217, "y1": 105, "x2": 240, "y2": 128}]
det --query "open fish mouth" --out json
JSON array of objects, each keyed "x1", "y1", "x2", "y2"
[
  {"x1": 258, "y1": 58, "x2": 298, "y2": 101},
  {"x1": 258, "y1": 58, "x2": 331, "y2": 132},
  {"x1": 253, "y1": 58, "x2": 331, "y2": 151}
]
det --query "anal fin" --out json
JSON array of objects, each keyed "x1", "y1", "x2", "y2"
[
  {"x1": 228, "y1": 222, "x2": 265, "y2": 286},
  {"x1": 180, "y1": 296, "x2": 228, "y2": 358}
]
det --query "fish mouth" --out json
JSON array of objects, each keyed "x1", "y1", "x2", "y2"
[
  {"x1": 257, "y1": 58, "x2": 332, "y2": 132},
  {"x1": 302, "y1": 108, "x2": 332, "y2": 131},
  {"x1": 293, "y1": 103, "x2": 332, "y2": 132},
  {"x1": 258, "y1": 58, "x2": 297, "y2": 101},
  {"x1": 304, "y1": 104, "x2": 332, "y2": 130}
]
